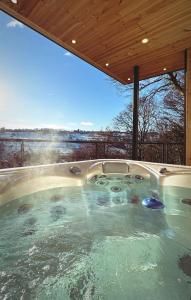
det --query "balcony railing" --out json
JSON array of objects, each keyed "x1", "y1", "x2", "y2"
[{"x1": 0, "y1": 138, "x2": 184, "y2": 168}]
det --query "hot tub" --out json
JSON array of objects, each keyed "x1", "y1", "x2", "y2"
[{"x1": 0, "y1": 159, "x2": 191, "y2": 299}]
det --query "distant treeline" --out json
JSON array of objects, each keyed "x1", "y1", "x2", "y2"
[{"x1": 0, "y1": 127, "x2": 130, "y2": 135}]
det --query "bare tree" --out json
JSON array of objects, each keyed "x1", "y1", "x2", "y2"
[
  {"x1": 113, "y1": 96, "x2": 159, "y2": 143},
  {"x1": 110, "y1": 70, "x2": 185, "y2": 163}
]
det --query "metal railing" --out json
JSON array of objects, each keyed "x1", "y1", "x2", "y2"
[
  {"x1": 0, "y1": 138, "x2": 184, "y2": 168},
  {"x1": 137, "y1": 142, "x2": 184, "y2": 164}
]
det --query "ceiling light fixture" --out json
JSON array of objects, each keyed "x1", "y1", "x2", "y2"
[
  {"x1": 163, "y1": 67, "x2": 167, "y2": 71},
  {"x1": 128, "y1": 77, "x2": 131, "y2": 81},
  {"x1": 11, "y1": 0, "x2": 17, "y2": 3},
  {"x1": 72, "y1": 39, "x2": 76, "y2": 44},
  {"x1": 141, "y1": 38, "x2": 149, "y2": 44},
  {"x1": 105, "y1": 63, "x2": 109, "y2": 67}
]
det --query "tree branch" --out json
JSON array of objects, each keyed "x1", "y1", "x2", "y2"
[{"x1": 167, "y1": 72, "x2": 184, "y2": 96}]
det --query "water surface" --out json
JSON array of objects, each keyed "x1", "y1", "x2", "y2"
[{"x1": 0, "y1": 180, "x2": 191, "y2": 299}]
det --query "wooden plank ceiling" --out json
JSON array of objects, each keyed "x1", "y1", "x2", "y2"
[{"x1": 0, "y1": 0, "x2": 191, "y2": 84}]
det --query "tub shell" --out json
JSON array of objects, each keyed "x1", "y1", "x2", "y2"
[{"x1": 0, "y1": 159, "x2": 191, "y2": 206}]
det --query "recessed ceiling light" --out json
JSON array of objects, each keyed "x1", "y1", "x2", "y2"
[
  {"x1": 128, "y1": 77, "x2": 131, "y2": 81},
  {"x1": 105, "y1": 63, "x2": 109, "y2": 67},
  {"x1": 11, "y1": 0, "x2": 17, "y2": 3},
  {"x1": 72, "y1": 40, "x2": 76, "y2": 44},
  {"x1": 141, "y1": 38, "x2": 149, "y2": 44},
  {"x1": 163, "y1": 67, "x2": 167, "y2": 71}
]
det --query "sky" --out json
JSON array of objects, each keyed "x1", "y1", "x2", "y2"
[{"x1": 0, "y1": 10, "x2": 131, "y2": 131}]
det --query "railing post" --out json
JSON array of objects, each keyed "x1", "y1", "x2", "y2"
[
  {"x1": 127, "y1": 143, "x2": 129, "y2": 159},
  {"x1": 21, "y1": 140, "x2": 24, "y2": 166},
  {"x1": 138, "y1": 143, "x2": 142, "y2": 160},
  {"x1": 95, "y1": 142, "x2": 98, "y2": 159},
  {"x1": 166, "y1": 144, "x2": 168, "y2": 163},
  {"x1": 162, "y1": 143, "x2": 165, "y2": 163},
  {"x1": 162, "y1": 143, "x2": 168, "y2": 163},
  {"x1": 103, "y1": 143, "x2": 106, "y2": 158}
]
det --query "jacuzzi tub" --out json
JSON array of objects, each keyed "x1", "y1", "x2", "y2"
[
  {"x1": 1, "y1": 159, "x2": 191, "y2": 205},
  {"x1": 0, "y1": 160, "x2": 191, "y2": 299}
]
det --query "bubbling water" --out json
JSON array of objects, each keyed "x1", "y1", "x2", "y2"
[{"x1": 0, "y1": 178, "x2": 191, "y2": 299}]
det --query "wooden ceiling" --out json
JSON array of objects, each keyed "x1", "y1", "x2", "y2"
[{"x1": 0, "y1": 0, "x2": 191, "y2": 84}]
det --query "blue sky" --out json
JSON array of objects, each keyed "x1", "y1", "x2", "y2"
[{"x1": 0, "y1": 10, "x2": 130, "y2": 130}]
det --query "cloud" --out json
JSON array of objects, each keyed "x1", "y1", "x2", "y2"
[
  {"x1": 7, "y1": 19, "x2": 24, "y2": 28},
  {"x1": 64, "y1": 52, "x2": 73, "y2": 57},
  {"x1": 80, "y1": 121, "x2": 93, "y2": 127}
]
